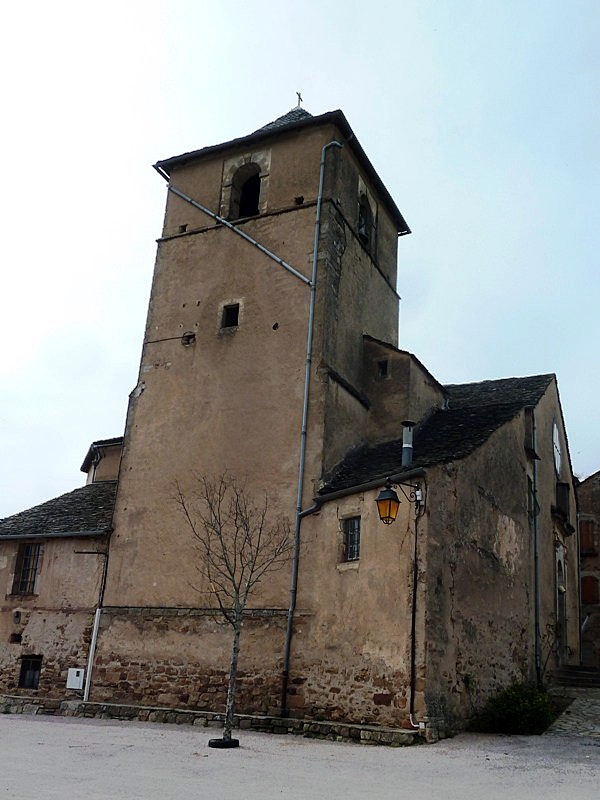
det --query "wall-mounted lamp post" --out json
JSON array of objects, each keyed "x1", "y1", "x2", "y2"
[{"x1": 375, "y1": 478, "x2": 423, "y2": 523}]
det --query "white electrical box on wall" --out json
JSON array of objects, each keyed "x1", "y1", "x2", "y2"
[{"x1": 66, "y1": 668, "x2": 85, "y2": 690}]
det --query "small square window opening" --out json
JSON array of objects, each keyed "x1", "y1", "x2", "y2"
[
  {"x1": 343, "y1": 517, "x2": 361, "y2": 562},
  {"x1": 221, "y1": 304, "x2": 240, "y2": 329}
]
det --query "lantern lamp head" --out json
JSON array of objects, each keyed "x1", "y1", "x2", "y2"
[{"x1": 375, "y1": 484, "x2": 401, "y2": 525}]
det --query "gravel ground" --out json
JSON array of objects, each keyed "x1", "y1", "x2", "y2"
[{"x1": 1, "y1": 714, "x2": 598, "y2": 800}]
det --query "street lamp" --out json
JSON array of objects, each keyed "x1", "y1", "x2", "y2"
[
  {"x1": 375, "y1": 484, "x2": 401, "y2": 525},
  {"x1": 375, "y1": 478, "x2": 423, "y2": 524}
]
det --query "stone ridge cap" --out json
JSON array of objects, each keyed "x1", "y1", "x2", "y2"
[
  {"x1": 444, "y1": 373, "x2": 555, "y2": 409},
  {"x1": 445, "y1": 372, "x2": 555, "y2": 392}
]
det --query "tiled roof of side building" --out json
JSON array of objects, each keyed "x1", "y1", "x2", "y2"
[
  {"x1": 0, "y1": 481, "x2": 117, "y2": 539},
  {"x1": 320, "y1": 374, "x2": 554, "y2": 495}
]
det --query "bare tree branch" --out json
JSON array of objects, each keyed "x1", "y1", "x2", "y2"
[{"x1": 174, "y1": 473, "x2": 293, "y2": 742}]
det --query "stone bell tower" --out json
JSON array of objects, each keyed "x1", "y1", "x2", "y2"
[{"x1": 94, "y1": 108, "x2": 410, "y2": 709}]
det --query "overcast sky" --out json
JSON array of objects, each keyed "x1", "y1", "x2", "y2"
[{"x1": 0, "y1": 1, "x2": 598, "y2": 518}]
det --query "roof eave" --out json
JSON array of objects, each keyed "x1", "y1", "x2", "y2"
[{"x1": 0, "y1": 528, "x2": 111, "y2": 542}]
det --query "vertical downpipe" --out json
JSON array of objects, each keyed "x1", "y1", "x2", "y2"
[
  {"x1": 531, "y1": 410, "x2": 542, "y2": 683},
  {"x1": 281, "y1": 140, "x2": 342, "y2": 716},
  {"x1": 83, "y1": 608, "x2": 101, "y2": 702}
]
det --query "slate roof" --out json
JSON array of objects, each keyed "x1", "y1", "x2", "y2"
[
  {"x1": 320, "y1": 374, "x2": 555, "y2": 494},
  {"x1": 251, "y1": 106, "x2": 312, "y2": 134},
  {"x1": 0, "y1": 481, "x2": 117, "y2": 539}
]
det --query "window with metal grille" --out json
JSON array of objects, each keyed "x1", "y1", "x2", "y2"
[
  {"x1": 343, "y1": 517, "x2": 360, "y2": 562},
  {"x1": 18, "y1": 655, "x2": 42, "y2": 689},
  {"x1": 12, "y1": 543, "x2": 41, "y2": 595}
]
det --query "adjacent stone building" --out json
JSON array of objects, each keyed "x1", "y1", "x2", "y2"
[
  {"x1": 578, "y1": 469, "x2": 600, "y2": 666},
  {"x1": 0, "y1": 108, "x2": 581, "y2": 737},
  {"x1": 0, "y1": 438, "x2": 121, "y2": 698}
]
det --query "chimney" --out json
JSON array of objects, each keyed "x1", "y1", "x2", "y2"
[{"x1": 401, "y1": 420, "x2": 415, "y2": 466}]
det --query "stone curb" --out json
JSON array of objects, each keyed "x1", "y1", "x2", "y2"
[{"x1": 0, "y1": 695, "x2": 422, "y2": 747}]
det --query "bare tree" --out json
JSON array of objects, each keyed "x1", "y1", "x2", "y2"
[{"x1": 175, "y1": 474, "x2": 292, "y2": 748}]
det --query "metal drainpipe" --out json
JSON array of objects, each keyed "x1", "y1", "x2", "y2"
[
  {"x1": 83, "y1": 534, "x2": 111, "y2": 703},
  {"x1": 531, "y1": 409, "x2": 542, "y2": 684},
  {"x1": 280, "y1": 140, "x2": 342, "y2": 716},
  {"x1": 409, "y1": 504, "x2": 423, "y2": 728}
]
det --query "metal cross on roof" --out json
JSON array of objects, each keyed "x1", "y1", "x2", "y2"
[{"x1": 296, "y1": 91, "x2": 303, "y2": 107}]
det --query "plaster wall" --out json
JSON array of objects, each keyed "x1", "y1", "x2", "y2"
[
  {"x1": 283, "y1": 491, "x2": 422, "y2": 726},
  {"x1": 104, "y1": 118, "x2": 402, "y2": 610},
  {"x1": 85, "y1": 446, "x2": 121, "y2": 484},
  {"x1": 1, "y1": 537, "x2": 105, "y2": 608}
]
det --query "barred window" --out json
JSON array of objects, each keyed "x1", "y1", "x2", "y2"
[
  {"x1": 12, "y1": 543, "x2": 41, "y2": 595},
  {"x1": 343, "y1": 517, "x2": 361, "y2": 562},
  {"x1": 18, "y1": 655, "x2": 42, "y2": 689}
]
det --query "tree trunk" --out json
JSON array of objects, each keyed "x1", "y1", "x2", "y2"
[{"x1": 223, "y1": 620, "x2": 241, "y2": 741}]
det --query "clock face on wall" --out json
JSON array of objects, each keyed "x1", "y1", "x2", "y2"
[{"x1": 553, "y1": 421, "x2": 562, "y2": 475}]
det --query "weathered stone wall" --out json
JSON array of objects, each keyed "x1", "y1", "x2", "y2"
[
  {"x1": 0, "y1": 609, "x2": 93, "y2": 697},
  {"x1": 423, "y1": 430, "x2": 536, "y2": 728},
  {"x1": 577, "y1": 469, "x2": 600, "y2": 666},
  {"x1": 0, "y1": 536, "x2": 104, "y2": 698},
  {"x1": 90, "y1": 608, "x2": 287, "y2": 715},
  {"x1": 423, "y1": 386, "x2": 579, "y2": 729}
]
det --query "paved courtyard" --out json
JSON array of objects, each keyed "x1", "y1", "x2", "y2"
[{"x1": 1, "y1": 713, "x2": 598, "y2": 800}]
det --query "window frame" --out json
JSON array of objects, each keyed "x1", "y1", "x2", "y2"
[
  {"x1": 12, "y1": 542, "x2": 41, "y2": 595},
  {"x1": 342, "y1": 516, "x2": 361, "y2": 562},
  {"x1": 18, "y1": 655, "x2": 43, "y2": 690}
]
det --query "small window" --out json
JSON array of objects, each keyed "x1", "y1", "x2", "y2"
[
  {"x1": 221, "y1": 304, "x2": 240, "y2": 329},
  {"x1": 377, "y1": 359, "x2": 389, "y2": 379},
  {"x1": 580, "y1": 520, "x2": 597, "y2": 555},
  {"x1": 358, "y1": 194, "x2": 374, "y2": 249},
  {"x1": 343, "y1": 517, "x2": 361, "y2": 562},
  {"x1": 12, "y1": 543, "x2": 41, "y2": 595},
  {"x1": 582, "y1": 576, "x2": 600, "y2": 605},
  {"x1": 18, "y1": 655, "x2": 42, "y2": 689},
  {"x1": 555, "y1": 482, "x2": 570, "y2": 519}
]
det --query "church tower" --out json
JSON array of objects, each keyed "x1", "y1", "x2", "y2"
[{"x1": 95, "y1": 108, "x2": 410, "y2": 711}]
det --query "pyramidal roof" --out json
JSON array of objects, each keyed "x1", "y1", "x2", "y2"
[{"x1": 252, "y1": 106, "x2": 312, "y2": 134}]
